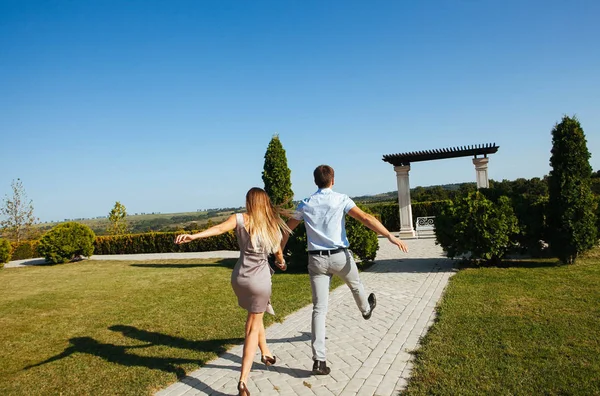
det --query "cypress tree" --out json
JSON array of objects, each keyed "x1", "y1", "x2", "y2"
[
  {"x1": 262, "y1": 134, "x2": 294, "y2": 208},
  {"x1": 547, "y1": 115, "x2": 597, "y2": 264}
]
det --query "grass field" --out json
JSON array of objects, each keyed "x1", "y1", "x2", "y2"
[
  {"x1": 403, "y1": 248, "x2": 600, "y2": 395},
  {"x1": 0, "y1": 258, "x2": 342, "y2": 395}
]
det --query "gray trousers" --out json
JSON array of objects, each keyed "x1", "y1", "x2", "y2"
[{"x1": 308, "y1": 249, "x2": 370, "y2": 361}]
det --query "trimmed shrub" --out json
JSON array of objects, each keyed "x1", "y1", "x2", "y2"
[
  {"x1": 480, "y1": 188, "x2": 549, "y2": 257},
  {"x1": 0, "y1": 238, "x2": 11, "y2": 266},
  {"x1": 262, "y1": 135, "x2": 294, "y2": 208},
  {"x1": 435, "y1": 192, "x2": 519, "y2": 265},
  {"x1": 285, "y1": 223, "x2": 308, "y2": 273},
  {"x1": 94, "y1": 231, "x2": 238, "y2": 255},
  {"x1": 38, "y1": 222, "x2": 96, "y2": 264},
  {"x1": 547, "y1": 116, "x2": 597, "y2": 264},
  {"x1": 10, "y1": 240, "x2": 40, "y2": 260},
  {"x1": 513, "y1": 195, "x2": 548, "y2": 256},
  {"x1": 346, "y1": 205, "x2": 379, "y2": 263}
]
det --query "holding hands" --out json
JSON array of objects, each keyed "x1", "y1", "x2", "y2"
[{"x1": 274, "y1": 250, "x2": 287, "y2": 271}]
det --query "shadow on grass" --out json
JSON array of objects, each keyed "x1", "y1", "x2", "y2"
[
  {"x1": 23, "y1": 336, "x2": 194, "y2": 379},
  {"x1": 24, "y1": 327, "x2": 319, "y2": 394},
  {"x1": 109, "y1": 325, "x2": 311, "y2": 352},
  {"x1": 109, "y1": 325, "x2": 243, "y2": 354}
]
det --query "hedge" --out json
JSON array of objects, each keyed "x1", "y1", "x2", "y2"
[
  {"x1": 10, "y1": 240, "x2": 40, "y2": 260},
  {"x1": 367, "y1": 200, "x2": 452, "y2": 231},
  {"x1": 94, "y1": 231, "x2": 239, "y2": 255}
]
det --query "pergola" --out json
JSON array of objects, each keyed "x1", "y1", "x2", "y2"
[{"x1": 382, "y1": 143, "x2": 500, "y2": 238}]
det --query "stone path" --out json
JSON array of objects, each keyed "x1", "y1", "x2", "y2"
[{"x1": 156, "y1": 238, "x2": 455, "y2": 396}]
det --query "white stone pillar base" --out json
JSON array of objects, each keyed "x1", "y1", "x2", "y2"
[{"x1": 398, "y1": 229, "x2": 416, "y2": 239}]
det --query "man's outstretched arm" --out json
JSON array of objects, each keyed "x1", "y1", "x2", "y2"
[
  {"x1": 348, "y1": 206, "x2": 408, "y2": 252},
  {"x1": 281, "y1": 218, "x2": 302, "y2": 251}
]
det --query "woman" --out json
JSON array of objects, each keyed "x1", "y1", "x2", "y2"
[{"x1": 175, "y1": 187, "x2": 290, "y2": 396}]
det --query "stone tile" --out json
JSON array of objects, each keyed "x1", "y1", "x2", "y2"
[{"x1": 154, "y1": 239, "x2": 454, "y2": 396}]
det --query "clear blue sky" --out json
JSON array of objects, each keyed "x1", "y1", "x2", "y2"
[{"x1": 1, "y1": 0, "x2": 599, "y2": 222}]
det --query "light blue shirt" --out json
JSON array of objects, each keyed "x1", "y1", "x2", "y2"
[{"x1": 292, "y1": 188, "x2": 357, "y2": 251}]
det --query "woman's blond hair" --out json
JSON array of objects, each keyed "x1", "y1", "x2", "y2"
[{"x1": 245, "y1": 187, "x2": 292, "y2": 253}]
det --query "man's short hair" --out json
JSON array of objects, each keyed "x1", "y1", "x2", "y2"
[{"x1": 314, "y1": 165, "x2": 334, "y2": 188}]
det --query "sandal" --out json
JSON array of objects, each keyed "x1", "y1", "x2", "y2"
[
  {"x1": 261, "y1": 355, "x2": 277, "y2": 366},
  {"x1": 238, "y1": 381, "x2": 250, "y2": 396}
]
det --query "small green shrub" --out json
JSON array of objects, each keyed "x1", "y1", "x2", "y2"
[
  {"x1": 0, "y1": 238, "x2": 11, "y2": 266},
  {"x1": 435, "y1": 192, "x2": 519, "y2": 265},
  {"x1": 285, "y1": 223, "x2": 308, "y2": 273},
  {"x1": 346, "y1": 205, "x2": 379, "y2": 263},
  {"x1": 10, "y1": 240, "x2": 40, "y2": 260},
  {"x1": 38, "y1": 222, "x2": 95, "y2": 264}
]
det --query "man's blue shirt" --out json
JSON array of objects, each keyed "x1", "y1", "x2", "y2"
[{"x1": 292, "y1": 188, "x2": 356, "y2": 251}]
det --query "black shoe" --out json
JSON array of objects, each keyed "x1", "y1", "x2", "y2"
[
  {"x1": 312, "y1": 360, "x2": 331, "y2": 375},
  {"x1": 363, "y1": 293, "x2": 377, "y2": 320}
]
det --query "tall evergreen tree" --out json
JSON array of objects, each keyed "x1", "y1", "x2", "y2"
[
  {"x1": 547, "y1": 115, "x2": 597, "y2": 264},
  {"x1": 262, "y1": 134, "x2": 294, "y2": 208}
]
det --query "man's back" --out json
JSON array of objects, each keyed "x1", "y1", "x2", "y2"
[{"x1": 294, "y1": 188, "x2": 356, "y2": 251}]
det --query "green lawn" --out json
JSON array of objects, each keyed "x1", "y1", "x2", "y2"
[
  {"x1": 403, "y1": 249, "x2": 600, "y2": 395},
  {"x1": 0, "y1": 259, "x2": 341, "y2": 395}
]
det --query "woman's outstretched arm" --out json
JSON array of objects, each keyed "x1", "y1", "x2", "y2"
[{"x1": 174, "y1": 214, "x2": 237, "y2": 244}]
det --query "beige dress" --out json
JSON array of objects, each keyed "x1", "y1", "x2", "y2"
[{"x1": 231, "y1": 213, "x2": 275, "y2": 315}]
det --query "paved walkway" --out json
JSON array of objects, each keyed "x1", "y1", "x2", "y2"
[{"x1": 155, "y1": 238, "x2": 455, "y2": 396}]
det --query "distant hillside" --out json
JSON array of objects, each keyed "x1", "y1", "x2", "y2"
[
  {"x1": 33, "y1": 183, "x2": 479, "y2": 236},
  {"x1": 37, "y1": 207, "x2": 244, "y2": 236},
  {"x1": 352, "y1": 182, "x2": 476, "y2": 204}
]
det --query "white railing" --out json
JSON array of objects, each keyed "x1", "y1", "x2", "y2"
[{"x1": 415, "y1": 216, "x2": 435, "y2": 239}]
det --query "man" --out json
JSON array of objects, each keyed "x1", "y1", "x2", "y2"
[{"x1": 281, "y1": 165, "x2": 408, "y2": 375}]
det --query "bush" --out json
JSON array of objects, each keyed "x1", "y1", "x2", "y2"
[
  {"x1": 0, "y1": 238, "x2": 11, "y2": 266},
  {"x1": 285, "y1": 223, "x2": 308, "y2": 273},
  {"x1": 10, "y1": 240, "x2": 40, "y2": 260},
  {"x1": 94, "y1": 230, "x2": 238, "y2": 255},
  {"x1": 480, "y1": 188, "x2": 549, "y2": 257},
  {"x1": 435, "y1": 192, "x2": 519, "y2": 265},
  {"x1": 346, "y1": 205, "x2": 379, "y2": 263},
  {"x1": 37, "y1": 222, "x2": 96, "y2": 264}
]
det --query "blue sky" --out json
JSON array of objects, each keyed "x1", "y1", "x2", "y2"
[{"x1": 1, "y1": 0, "x2": 599, "y2": 222}]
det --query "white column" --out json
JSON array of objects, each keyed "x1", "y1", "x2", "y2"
[
  {"x1": 394, "y1": 165, "x2": 415, "y2": 238},
  {"x1": 472, "y1": 157, "x2": 490, "y2": 188}
]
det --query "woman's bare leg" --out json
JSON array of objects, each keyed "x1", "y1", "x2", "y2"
[
  {"x1": 258, "y1": 318, "x2": 271, "y2": 357},
  {"x1": 240, "y1": 312, "x2": 263, "y2": 384}
]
